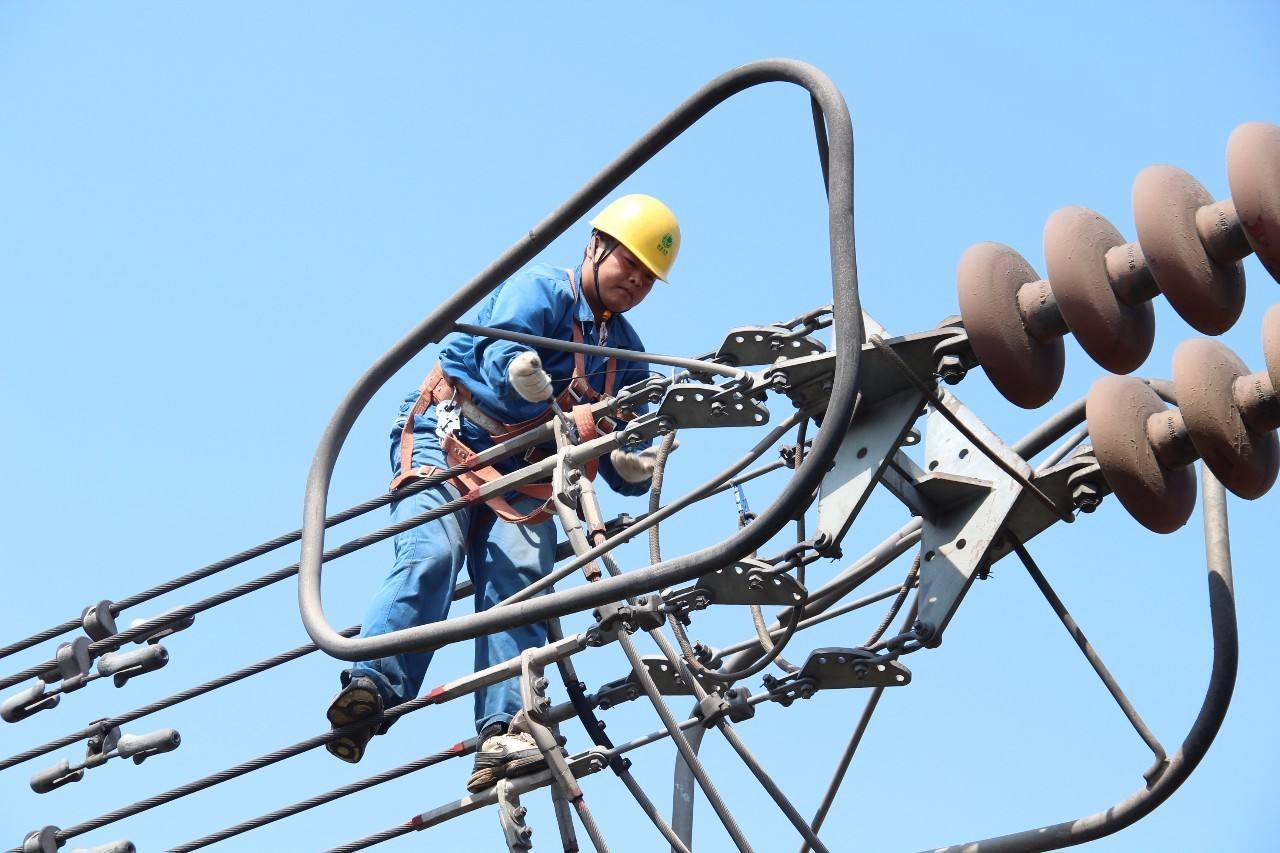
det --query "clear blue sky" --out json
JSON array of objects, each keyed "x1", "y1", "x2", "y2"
[{"x1": 2, "y1": 2, "x2": 1278, "y2": 851}]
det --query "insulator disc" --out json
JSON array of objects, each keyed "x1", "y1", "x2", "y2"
[
  {"x1": 1045, "y1": 206, "x2": 1155, "y2": 374},
  {"x1": 1133, "y1": 165, "x2": 1245, "y2": 335},
  {"x1": 1174, "y1": 338, "x2": 1279, "y2": 499},
  {"x1": 1087, "y1": 375, "x2": 1196, "y2": 533},
  {"x1": 1227, "y1": 121, "x2": 1280, "y2": 283},
  {"x1": 956, "y1": 242, "x2": 1064, "y2": 409},
  {"x1": 1264, "y1": 304, "x2": 1280, "y2": 396}
]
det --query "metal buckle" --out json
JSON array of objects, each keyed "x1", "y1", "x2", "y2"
[{"x1": 434, "y1": 392, "x2": 462, "y2": 442}]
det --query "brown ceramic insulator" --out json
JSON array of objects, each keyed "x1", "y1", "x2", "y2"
[
  {"x1": 1227, "y1": 121, "x2": 1280, "y2": 283},
  {"x1": 1086, "y1": 375, "x2": 1197, "y2": 533},
  {"x1": 957, "y1": 242, "x2": 1065, "y2": 409},
  {"x1": 1173, "y1": 338, "x2": 1280, "y2": 499},
  {"x1": 1132, "y1": 165, "x2": 1246, "y2": 335},
  {"x1": 1264, "y1": 304, "x2": 1280, "y2": 397},
  {"x1": 1044, "y1": 206, "x2": 1156, "y2": 374}
]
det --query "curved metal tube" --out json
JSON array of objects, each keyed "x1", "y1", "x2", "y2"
[
  {"x1": 928, "y1": 465, "x2": 1237, "y2": 852},
  {"x1": 298, "y1": 58, "x2": 863, "y2": 660}
]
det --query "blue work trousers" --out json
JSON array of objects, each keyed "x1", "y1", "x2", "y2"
[{"x1": 347, "y1": 400, "x2": 555, "y2": 734}]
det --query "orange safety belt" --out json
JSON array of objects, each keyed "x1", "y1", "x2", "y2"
[{"x1": 390, "y1": 269, "x2": 628, "y2": 525}]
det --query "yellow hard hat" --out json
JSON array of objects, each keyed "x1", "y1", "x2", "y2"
[{"x1": 589, "y1": 194, "x2": 681, "y2": 282}]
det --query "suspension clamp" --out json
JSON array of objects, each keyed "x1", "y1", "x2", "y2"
[
  {"x1": 695, "y1": 687, "x2": 755, "y2": 728},
  {"x1": 587, "y1": 596, "x2": 665, "y2": 644},
  {"x1": 79, "y1": 601, "x2": 118, "y2": 642},
  {"x1": 97, "y1": 645, "x2": 169, "y2": 688},
  {"x1": 129, "y1": 610, "x2": 196, "y2": 645},
  {"x1": 30, "y1": 728, "x2": 181, "y2": 794},
  {"x1": 2, "y1": 678, "x2": 60, "y2": 723},
  {"x1": 591, "y1": 676, "x2": 642, "y2": 711}
]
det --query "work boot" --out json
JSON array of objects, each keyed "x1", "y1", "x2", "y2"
[
  {"x1": 466, "y1": 722, "x2": 547, "y2": 793},
  {"x1": 325, "y1": 674, "x2": 384, "y2": 764}
]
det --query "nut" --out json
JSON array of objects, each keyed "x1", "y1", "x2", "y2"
[
  {"x1": 936, "y1": 353, "x2": 968, "y2": 385},
  {"x1": 1072, "y1": 481, "x2": 1102, "y2": 513}
]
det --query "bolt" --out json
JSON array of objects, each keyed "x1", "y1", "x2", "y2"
[
  {"x1": 770, "y1": 372, "x2": 790, "y2": 393},
  {"x1": 936, "y1": 354, "x2": 968, "y2": 385},
  {"x1": 853, "y1": 664, "x2": 869, "y2": 680},
  {"x1": 913, "y1": 619, "x2": 935, "y2": 644},
  {"x1": 1072, "y1": 481, "x2": 1102, "y2": 513},
  {"x1": 709, "y1": 401, "x2": 727, "y2": 417},
  {"x1": 747, "y1": 575, "x2": 763, "y2": 590},
  {"x1": 515, "y1": 806, "x2": 528, "y2": 819},
  {"x1": 657, "y1": 417, "x2": 675, "y2": 434},
  {"x1": 534, "y1": 676, "x2": 549, "y2": 692},
  {"x1": 566, "y1": 468, "x2": 581, "y2": 484}
]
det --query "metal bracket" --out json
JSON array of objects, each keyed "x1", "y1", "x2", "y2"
[
  {"x1": 714, "y1": 325, "x2": 826, "y2": 366},
  {"x1": 913, "y1": 389, "x2": 1029, "y2": 645},
  {"x1": 495, "y1": 779, "x2": 533, "y2": 852},
  {"x1": 797, "y1": 647, "x2": 911, "y2": 689},
  {"x1": 696, "y1": 559, "x2": 806, "y2": 606},
  {"x1": 815, "y1": 390, "x2": 926, "y2": 554},
  {"x1": 657, "y1": 383, "x2": 769, "y2": 429},
  {"x1": 630, "y1": 655, "x2": 716, "y2": 697},
  {"x1": 984, "y1": 451, "x2": 1109, "y2": 565}
]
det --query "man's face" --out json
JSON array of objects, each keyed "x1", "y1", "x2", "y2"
[{"x1": 593, "y1": 239, "x2": 656, "y2": 314}]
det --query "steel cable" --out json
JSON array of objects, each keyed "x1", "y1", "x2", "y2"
[
  {"x1": 0, "y1": 468, "x2": 455, "y2": 662},
  {"x1": 0, "y1": 627, "x2": 358, "y2": 772},
  {"x1": 167, "y1": 740, "x2": 474, "y2": 852},
  {"x1": 21, "y1": 678, "x2": 449, "y2": 847},
  {"x1": 0, "y1": 493, "x2": 471, "y2": 692}
]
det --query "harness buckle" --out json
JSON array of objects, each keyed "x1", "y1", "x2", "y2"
[{"x1": 435, "y1": 395, "x2": 463, "y2": 442}]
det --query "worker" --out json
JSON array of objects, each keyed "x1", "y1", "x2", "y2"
[{"x1": 324, "y1": 194, "x2": 681, "y2": 793}]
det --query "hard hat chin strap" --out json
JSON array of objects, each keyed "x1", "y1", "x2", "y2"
[{"x1": 587, "y1": 230, "x2": 622, "y2": 323}]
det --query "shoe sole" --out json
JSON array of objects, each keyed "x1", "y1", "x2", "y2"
[
  {"x1": 326, "y1": 727, "x2": 375, "y2": 764},
  {"x1": 465, "y1": 750, "x2": 549, "y2": 793},
  {"x1": 327, "y1": 683, "x2": 381, "y2": 728}
]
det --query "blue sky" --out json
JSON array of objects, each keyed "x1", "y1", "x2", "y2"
[{"x1": 2, "y1": 2, "x2": 1278, "y2": 851}]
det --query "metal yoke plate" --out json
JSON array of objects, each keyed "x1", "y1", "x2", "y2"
[
  {"x1": 695, "y1": 559, "x2": 806, "y2": 606},
  {"x1": 816, "y1": 389, "x2": 926, "y2": 552},
  {"x1": 657, "y1": 383, "x2": 769, "y2": 429},
  {"x1": 799, "y1": 647, "x2": 912, "y2": 689},
  {"x1": 914, "y1": 389, "x2": 1029, "y2": 642},
  {"x1": 714, "y1": 325, "x2": 826, "y2": 366},
  {"x1": 631, "y1": 655, "x2": 716, "y2": 696}
]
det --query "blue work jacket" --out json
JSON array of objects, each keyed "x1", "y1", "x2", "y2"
[{"x1": 433, "y1": 263, "x2": 653, "y2": 496}]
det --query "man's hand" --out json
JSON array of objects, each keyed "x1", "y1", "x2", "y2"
[
  {"x1": 508, "y1": 350, "x2": 553, "y2": 402},
  {"x1": 610, "y1": 440, "x2": 678, "y2": 484}
]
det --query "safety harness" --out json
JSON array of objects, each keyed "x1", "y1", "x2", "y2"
[{"x1": 390, "y1": 269, "x2": 629, "y2": 525}]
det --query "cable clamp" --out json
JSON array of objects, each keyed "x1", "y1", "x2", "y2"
[{"x1": 97, "y1": 644, "x2": 169, "y2": 688}]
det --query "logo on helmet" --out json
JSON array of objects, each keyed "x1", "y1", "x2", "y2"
[{"x1": 657, "y1": 233, "x2": 674, "y2": 256}]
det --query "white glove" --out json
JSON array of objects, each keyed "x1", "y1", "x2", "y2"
[
  {"x1": 508, "y1": 350, "x2": 553, "y2": 402},
  {"x1": 610, "y1": 440, "x2": 678, "y2": 484}
]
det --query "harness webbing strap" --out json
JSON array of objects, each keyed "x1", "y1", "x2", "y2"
[{"x1": 389, "y1": 269, "x2": 630, "y2": 525}]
